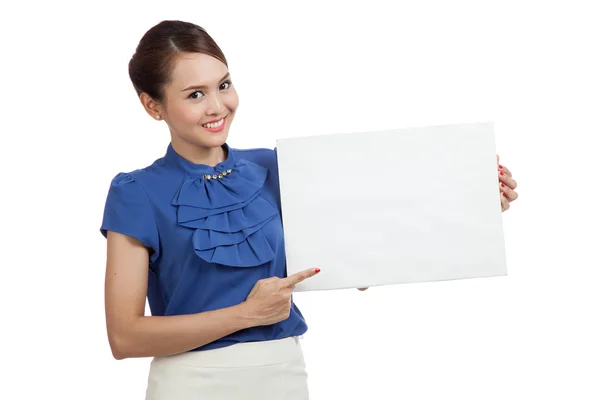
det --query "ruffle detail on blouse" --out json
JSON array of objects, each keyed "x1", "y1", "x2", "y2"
[
  {"x1": 171, "y1": 159, "x2": 278, "y2": 267},
  {"x1": 172, "y1": 160, "x2": 267, "y2": 209}
]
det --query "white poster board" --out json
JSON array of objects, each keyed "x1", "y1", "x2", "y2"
[{"x1": 276, "y1": 122, "x2": 507, "y2": 292}]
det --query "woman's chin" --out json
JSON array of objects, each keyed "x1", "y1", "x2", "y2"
[{"x1": 199, "y1": 131, "x2": 229, "y2": 147}]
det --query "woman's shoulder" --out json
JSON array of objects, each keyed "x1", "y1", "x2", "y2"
[
  {"x1": 230, "y1": 147, "x2": 278, "y2": 169},
  {"x1": 107, "y1": 155, "x2": 171, "y2": 185},
  {"x1": 231, "y1": 147, "x2": 279, "y2": 177},
  {"x1": 101, "y1": 165, "x2": 172, "y2": 215}
]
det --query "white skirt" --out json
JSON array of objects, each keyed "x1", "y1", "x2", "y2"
[{"x1": 145, "y1": 336, "x2": 309, "y2": 400}]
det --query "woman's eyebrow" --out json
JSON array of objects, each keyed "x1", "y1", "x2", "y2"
[{"x1": 181, "y1": 72, "x2": 231, "y2": 91}]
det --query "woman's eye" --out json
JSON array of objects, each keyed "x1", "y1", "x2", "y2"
[
  {"x1": 189, "y1": 81, "x2": 231, "y2": 99},
  {"x1": 189, "y1": 91, "x2": 204, "y2": 99}
]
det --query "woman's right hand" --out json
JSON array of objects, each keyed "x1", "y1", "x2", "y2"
[{"x1": 240, "y1": 268, "x2": 320, "y2": 327}]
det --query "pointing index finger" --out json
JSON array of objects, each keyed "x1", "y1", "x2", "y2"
[{"x1": 282, "y1": 268, "x2": 320, "y2": 287}]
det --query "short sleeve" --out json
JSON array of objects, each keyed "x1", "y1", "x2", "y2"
[{"x1": 100, "y1": 172, "x2": 160, "y2": 262}]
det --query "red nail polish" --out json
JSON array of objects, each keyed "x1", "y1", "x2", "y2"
[
  {"x1": 500, "y1": 171, "x2": 504, "y2": 175},
  {"x1": 498, "y1": 164, "x2": 503, "y2": 169},
  {"x1": 315, "y1": 268, "x2": 321, "y2": 273},
  {"x1": 502, "y1": 192, "x2": 505, "y2": 196},
  {"x1": 501, "y1": 183, "x2": 505, "y2": 187}
]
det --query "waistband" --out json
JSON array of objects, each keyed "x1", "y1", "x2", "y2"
[{"x1": 151, "y1": 336, "x2": 303, "y2": 368}]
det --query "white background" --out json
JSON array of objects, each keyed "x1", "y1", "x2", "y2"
[{"x1": 2, "y1": 0, "x2": 599, "y2": 399}]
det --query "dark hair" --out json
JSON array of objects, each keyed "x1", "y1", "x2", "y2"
[{"x1": 128, "y1": 20, "x2": 228, "y2": 102}]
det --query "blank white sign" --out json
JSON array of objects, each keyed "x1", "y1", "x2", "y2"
[{"x1": 276, "y1": 122, "x2": 507, "y2": 292}]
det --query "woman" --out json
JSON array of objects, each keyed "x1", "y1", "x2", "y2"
[{"x1": 100, "y1": 20, "x2": 519, "y2": 400}]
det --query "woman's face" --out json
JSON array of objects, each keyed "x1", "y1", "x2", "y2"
[{"x1": 159, "y1": 52, "x2": 239, "y2": 150}]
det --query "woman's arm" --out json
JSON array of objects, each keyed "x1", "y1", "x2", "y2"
[{"x1": 105, "y1": 231, "x2": 254, "y2": 360}]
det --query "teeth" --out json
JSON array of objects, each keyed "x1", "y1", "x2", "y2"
[{"x1": 203, "y1": 118, "x2": 225, "y2": 129}]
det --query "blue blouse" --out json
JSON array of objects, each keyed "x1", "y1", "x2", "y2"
[{"x1": 100, "y1": 143, "x2": 308, "y2": 351}]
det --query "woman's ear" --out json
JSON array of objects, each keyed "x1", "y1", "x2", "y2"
[{"x1": 140, "y1": 92, "x2": 163, "y2": 120}]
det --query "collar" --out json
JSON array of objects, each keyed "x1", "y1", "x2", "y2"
[{"x1": 164, "y1": 142, "x2": 236, "y2": 176}]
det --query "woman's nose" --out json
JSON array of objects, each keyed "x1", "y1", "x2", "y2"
[{"x1": 206, "y1": 93, "x2": 225, "y2": 116}]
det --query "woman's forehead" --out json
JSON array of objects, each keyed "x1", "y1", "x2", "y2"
[{"x1": 169, "y1": 53, "x2": 228, "y2": 88}]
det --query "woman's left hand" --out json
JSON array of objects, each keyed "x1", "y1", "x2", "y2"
[{"x1": 497, "y1": 155, "x2": 518, "y2": 212}]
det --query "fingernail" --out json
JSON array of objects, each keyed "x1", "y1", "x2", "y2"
[
  {"x1": 500, "y1": 171, "x2": 504, "y2": 175},
  {"x1": 315, "y1": 268, "x2": 321, "y2": 273},
  {"x1": 501, "y1": 183, "x2": 505, "y2": 187},
  {"x1": 498, "y1": 164, "x2": 503, "y2": 169},
  {"x1": 502, "y1": 192, "x2": 505, "y2": 196}
]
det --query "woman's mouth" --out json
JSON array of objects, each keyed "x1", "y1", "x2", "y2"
[{"x1": 202, "y1": 116, "x2": 226, "y2": 133}]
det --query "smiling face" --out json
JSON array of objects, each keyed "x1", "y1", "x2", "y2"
[{"x1": 150, "y1": 52, "x2": 239, "y2": 156}]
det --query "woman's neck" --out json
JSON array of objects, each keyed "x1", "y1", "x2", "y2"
[{"x1": 170, "y1": 137, "x2": 227, "y2": 167}]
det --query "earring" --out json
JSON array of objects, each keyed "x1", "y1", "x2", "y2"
[{"x1": 155, "y1": 115, "x2": 161, "y2": 120}]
